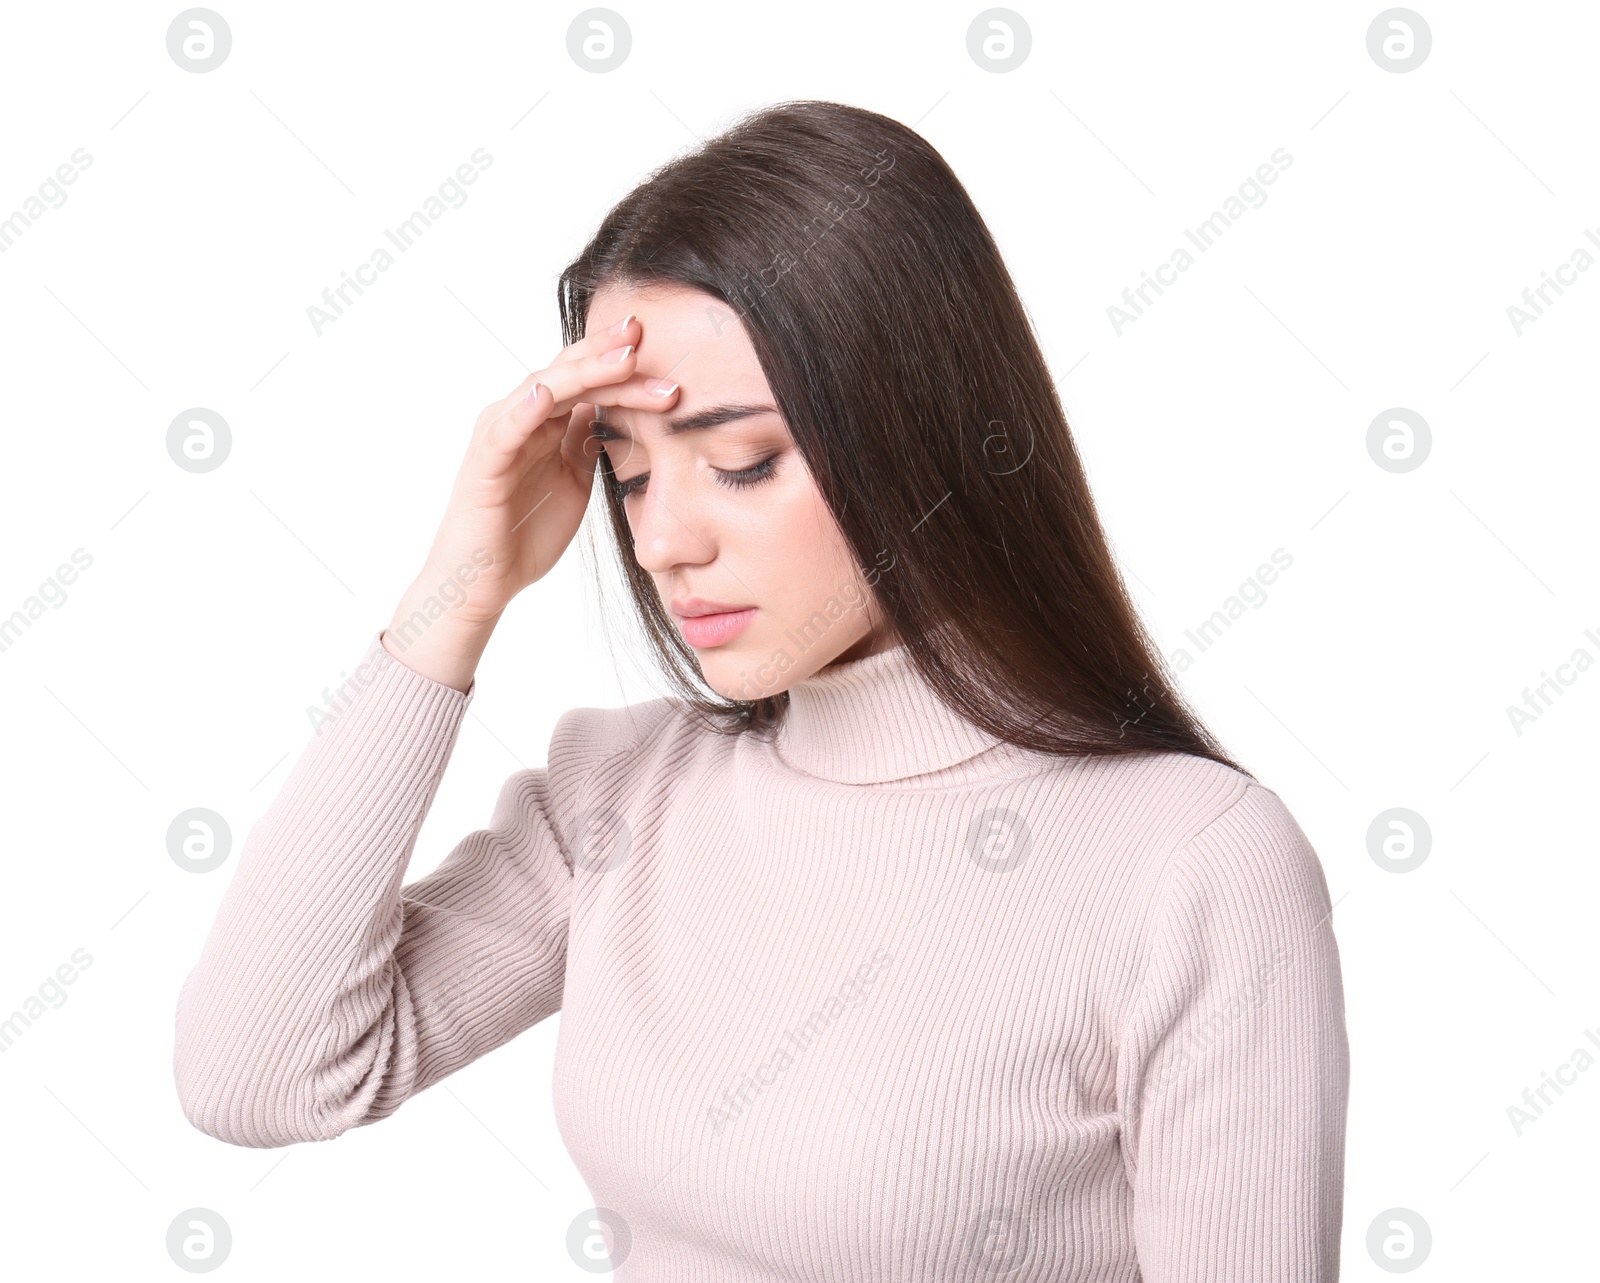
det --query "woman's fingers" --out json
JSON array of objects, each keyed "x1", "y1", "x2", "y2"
[
  {"x1": 559, "y1": 400, "x2": 604, "y2": 478},
  {"x1": 540, "y1": 341, "x2": 682, "y2": 416},
  {"x1": 483, "y1": 362, "x2": 679, "y2": 470},
  {"x1": 504, "y1": 341, "x2": 675, "y2": 417},
  {"x1": 500, "y1": 361, "x2": 679, "y2": 447},
  {"x1": 478, "y1": 378, "x2": 549, "y2": 461},
  {"x1": 562, "y1": 312, "x2": 639, "y2": 362},
  {"x1": 479, "y1": 314, "x2": 683, "y2": 471}
]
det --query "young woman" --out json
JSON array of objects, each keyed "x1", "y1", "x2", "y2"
[{"x1": 175, "y1": 99, "x2": 1348, "y2": 1281}]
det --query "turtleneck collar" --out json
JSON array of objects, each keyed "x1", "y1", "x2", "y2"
[{"x1": 770, "y1": 643, "x2": 1016, "y2": 784}]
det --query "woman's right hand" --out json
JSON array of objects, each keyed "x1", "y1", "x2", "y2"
[
  {"x1": 383, "y1": 313, "x2": 680, "y2": 689},
  {"x1": 422, "y1": 313, "x2": 680, "y2": 626}
]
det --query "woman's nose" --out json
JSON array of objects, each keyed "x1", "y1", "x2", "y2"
[{"x1": 629, "y1": 477, "x2": 713, "y2": 575}]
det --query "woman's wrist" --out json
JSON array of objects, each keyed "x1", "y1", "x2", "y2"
[{"x1": 382, "y1": 575, "x2": 501, "y2": 693}]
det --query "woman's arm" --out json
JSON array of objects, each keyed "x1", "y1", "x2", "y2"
[
  {"x1": 1116, "y1": 783, "x2": 1350, "y2": 1281},
  {"x1": 172, "y1": 628, "x2": 580, "y2": 1148},
  {"x1": 171, "y1": 315, "x2": 683, "y2": 1147}
]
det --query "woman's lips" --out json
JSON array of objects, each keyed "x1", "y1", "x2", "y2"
[{"x1": 676, "y1": 607, "x2": 757, "y2": 648}]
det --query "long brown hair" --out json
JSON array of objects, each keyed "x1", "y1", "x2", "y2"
[{"x1": 558, "y1": 99, "x2": 1250, "y2": 777}]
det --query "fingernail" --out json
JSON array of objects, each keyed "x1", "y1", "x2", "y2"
[
  {"x1": 608, "y1": 312, "x2": 635, "y2": 336},
  {"x1": 649, "y1": 377, "x2": 678, "y2": 396},
  {"x1": 524, "y1": 381, "x2": 544, "y2": 406},
  {"x1": 600, "y1": 343, "x2": 634, "y2": 364}
]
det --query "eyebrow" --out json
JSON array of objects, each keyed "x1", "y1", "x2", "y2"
[{"x1": 589, "y1": 402, "x2": 781, "y2": 442}]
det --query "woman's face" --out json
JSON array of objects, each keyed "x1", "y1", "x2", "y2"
[{"x1": 586, "y1": 281, "x2": 893, "y2": 699}]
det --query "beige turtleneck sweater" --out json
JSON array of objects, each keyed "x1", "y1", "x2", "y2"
[{"x1": 173, "y1": 628, "x2": 1349, "y2": 1281}]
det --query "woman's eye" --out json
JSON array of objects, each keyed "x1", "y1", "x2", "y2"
[
  {"x1": 715, "y1": 455, "x2": 780, "y2": 491},
  {"x1": 614, "y1": 455, "x2": 780, "y2": 500}
]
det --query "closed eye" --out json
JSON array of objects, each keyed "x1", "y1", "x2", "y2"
[{"x1": 613, "y1": 454, "x2": 780, "y2": 500}]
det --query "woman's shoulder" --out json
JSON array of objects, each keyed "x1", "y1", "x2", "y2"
[
  {"x1": 1123, "y1": 751, "x2": 1306, "y2": 853},
  {"x1": 1027, "y1": 743, "x2": 1256, "y2": 814},
  {"x1": 1095, "y1": 750, "x2": 1325, "y2": 906},
  {"x1": 544, "y1": 694, "x2": 731, "y2": 788},
  {"x1": 548, "y1": 693, "x2": 679, "y2": 757},
  {"x1": 1024, "y1": 747, "x2": 1312, "y2": 882}
]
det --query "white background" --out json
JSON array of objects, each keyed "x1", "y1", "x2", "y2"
[{"x1": 1, "y1": 0, "x2": 1595, "y2": 1276}]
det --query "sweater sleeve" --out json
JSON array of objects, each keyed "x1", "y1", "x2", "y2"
[
  {"x1": 174, "y1": 630, "x2": 594, "y2": 1148},
  {"x1": 1116, "y1": 782, "x2": 1350, "y2": 1282}
]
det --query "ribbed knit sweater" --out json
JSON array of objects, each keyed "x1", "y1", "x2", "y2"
[{"x1": 173, "y1": 628, "x2": 1349, "y2": 1281}]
